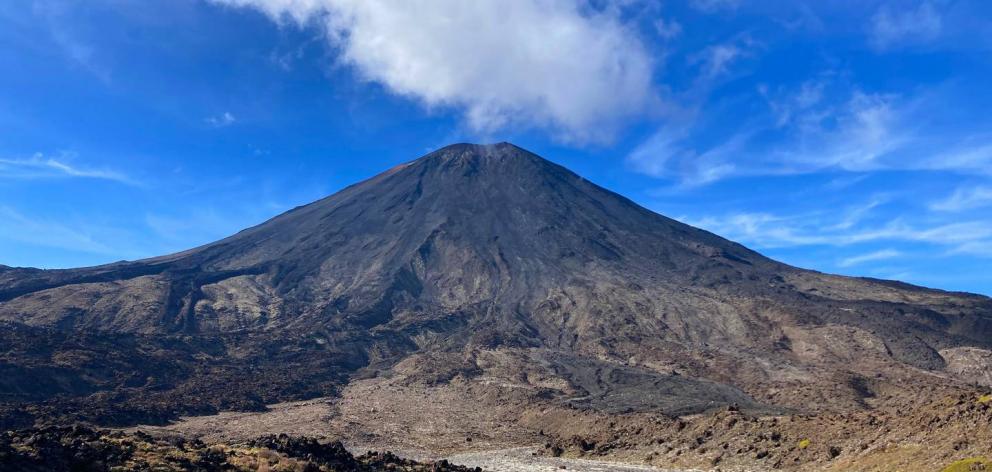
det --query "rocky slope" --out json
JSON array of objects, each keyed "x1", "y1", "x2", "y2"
[
  {"x1": 0, "y1": 425, "x2": 480, "y2": 472},
  {"x1": 1, "y1": 142, "x2": 990, "y2": 469},
  {"x1": 540, "y1": 387, "x2": 992, "y2": 471}
]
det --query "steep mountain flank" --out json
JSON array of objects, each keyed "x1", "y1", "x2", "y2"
[{"x1": 1, "y1": 143, "x2": 990, "y2": 431}]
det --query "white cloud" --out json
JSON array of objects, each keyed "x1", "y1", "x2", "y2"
[
  {"x1": 206, "y1": 111, "x2": 237, "y2": 127},
  {"x1": 838, "y1": 249, "x2": 901, "y2": 268},
  {"x1": 924, "y1": 141, "x2": 992, "y2": 173},
  {"x1": 627, "y1": 77, "x2": 992, "y2": 186},
  {"x1": 950, "y1": 240, "x2": 992, "y2": 257},
  {"x1": 823, "y1": 173, "x2": 869, "y2": 191},
  {"x1": 776, "y1": 90, "x2": 905, "y2": 172},
  {"x1": 764, "y1": 79, "x2": 825, "y2": 127},
  {"x1": 828, "y1": 196, "x2": 889, "y2": 231},
  {"x1": 654, "y1": 18, "x2": 682, "y2": 40},
  {"x1": 930, "y1": 186, "x2": 992, "y2": 212},
  {"x1": 682, "y1": 211, "x2": 834, "y2": 248},
  {"x1": 686, "y1": 35, "x2": 759, "y2": 87},
  {"x1": 0, "y1": 206, "x2": 117, "y2": 255},
  {"x1": 0, "y1": 153, "x2": 137, "y2": 184},
  {"x1": 145, "y1": 208, "x2": 259, "y2": 244},
  {"x1": 627, "y1": 82, "x2": 846, "y2": 186},
  {"x1": 694, "y1": 43, "x2": 743, "y2": 80},
  {"x1": 32, "y1": 0, "x2": 112, "y2": 83},
  {"x1": 211, "y1": 0, "x2": 656, "y2": 143},
  {"x1": 680, "y1": 207, "x2": 992, "y2": 255},
  {"x1": 626, "y1": 123, "x2": 748, "y2": 186},
  {"x1": 690, "y1": 0, "x2": 740, "y2": 13},
  {"x1": 870, "y1": 1, "x2": 943, "y2": 51}
]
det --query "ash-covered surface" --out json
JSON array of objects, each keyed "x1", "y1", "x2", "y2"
[{"x1": 544, "y1": 353, "x2": 768, "y2": 415}]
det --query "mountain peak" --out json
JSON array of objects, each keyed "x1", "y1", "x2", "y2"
[
  {"x1": 394, "y1": 142, "x2": 578, "y2": 190},
  {"x1": 417, "y1": 142, "x2": 541, "y2": 167},
  {"x1": 431, "y1": 141, "x2": 522, "y2": 155}
]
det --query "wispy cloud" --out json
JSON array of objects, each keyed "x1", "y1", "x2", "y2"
[
  {"x1": 869, "y1": 1, "x2": 943, "y2": 51},
  {"x1": 690, "y1": 0, "x2": 741, "y2": 13},
  {"x1": 748, "y1": 84, "x2": 915, "y2": 175},
  {"x1": 930, "y1": 185, "x2": 992, "y2": 212},
  {"x1": 0, "y1": 153, "x2": 138, "y2": 185},
  {"x1": 0, "y1": 206, "x2": 117, "y2": 256},
  {"x1": 629, "y1": 77, "x2": 992, "y2": 186},
  {"x1": 693, "y1": 42, "x2": 745, "y2": 80},
  {"x1": 210, "y1": 0, "x2": 655, "y2": 143},
  {"x1": 206, "y1": 111, "x2": 237, "y2": 127},
  {"x1": 823, "y1": 173, "x2": 869, "y2": 191},
  {"x1": 654, "y1": 18, "x2": 682, "y2": 40},
  {"x1": 949, "y1": 240, "x2": 992, "y2": 257},
  {"x1": 828, "y1": 195, "x2": 889, "y2": 231},
  {"x1": 32, "y1": 0, "x2": 112, "y2": 83},
  {"x1": 681, "y1": 207, "x2": 992, "y2": 255},
  {"x1": 764, "y1": 79, "x2": 825, "y2": 127},
  {"x1": 924, "y1": 140, "x2": 992, "y2": 173},
  {"x1": 627, "y1": 123, "x2": 747, "y2": 186},
  {"x1": 839, "y1": 249, "x2": 902, "y2": 268},
  {"x1": 145, "y1": 209, "x2": 256, "y2": 244},
  {"x1": 686, "y1": 35, "x2": 760, "y2": 91}
]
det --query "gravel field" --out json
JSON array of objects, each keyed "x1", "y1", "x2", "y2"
[{"x1": 445, "y1": 447, "x2": 699, "y2": 472}]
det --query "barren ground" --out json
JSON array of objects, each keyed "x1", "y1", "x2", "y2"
[
  {"x1": 137, "y1": 376, "x2": 700, "y2": 471},
  {"x1": 136, "y1": 371, "x2": 992, "y2": 472},
  {"x1": 446, "y1": 447, "x2": 693, "y2": 472}
]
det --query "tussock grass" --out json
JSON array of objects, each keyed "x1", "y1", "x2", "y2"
[{"x1": 941, "y1": 457, "x2": 990, "y2": 472}]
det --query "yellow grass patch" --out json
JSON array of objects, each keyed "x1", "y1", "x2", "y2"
[{"x1": 942, "y1": 457, "x2": 991, "y2": 472}]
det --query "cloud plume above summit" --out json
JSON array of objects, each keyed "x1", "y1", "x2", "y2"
[{"x1": 213, "y1": 0, "x2": 656, "y2": 143}]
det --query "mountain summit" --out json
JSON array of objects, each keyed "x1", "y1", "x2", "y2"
[{"x1": 1, "y1": 143, "x2": 991, "y2": 426}]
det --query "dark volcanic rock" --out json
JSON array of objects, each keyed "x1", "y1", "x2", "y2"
[
  {"x1": 1, "y1": 142, "x2": 991, "y2": 426},
  {"x1": 0, "y1": 426, "x2": 477, "y2": 471}
]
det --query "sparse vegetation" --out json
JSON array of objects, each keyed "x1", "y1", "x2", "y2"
[
  {"x1": 942, "y1": 457, "x2": 991, "y2": 472},
  {"x1": 977, "y1": 394, "x2": 992, "y2": 404},
  {"x1": 798, "y1": 438, "x2": 811, "y2": 449}
]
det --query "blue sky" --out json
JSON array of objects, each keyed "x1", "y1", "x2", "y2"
[{"x1": 1, "y1": 0, "x2": 991, "y2": 295}]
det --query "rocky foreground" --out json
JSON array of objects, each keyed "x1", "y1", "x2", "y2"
[
  {"x1": 131, "y1": 378, "x2": 992, "y2": 472},
  {"x1": 0, "y1": 426, "x2": 479, "y2": 472},
  {"x1": 539, "y1": 389, "x2": 992, "y2": 472},
  {"x1": 2, "y1": 387, "x2": 991, "y2": 471}
]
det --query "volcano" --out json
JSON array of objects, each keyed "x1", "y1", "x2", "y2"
[{"x1": 1, "y1": 142, "x2": 991, "y2": 431}]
